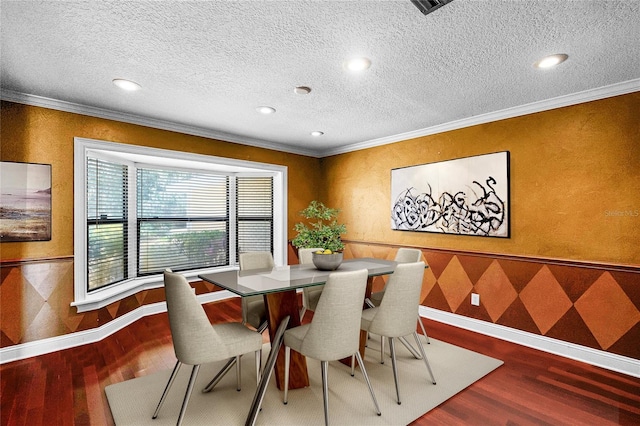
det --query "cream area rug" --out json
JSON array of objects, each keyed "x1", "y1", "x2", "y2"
[{"x1": 106, "y1": 336, "x2": 502, "y2": 425}]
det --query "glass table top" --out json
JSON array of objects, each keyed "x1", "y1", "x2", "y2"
[{"x1": 199, "y1": 257, "x2": 398, "y2": 296}]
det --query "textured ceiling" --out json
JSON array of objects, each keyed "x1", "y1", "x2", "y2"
[{"x1": 1, "y1": 0, "x2": 639, "y2": 157}]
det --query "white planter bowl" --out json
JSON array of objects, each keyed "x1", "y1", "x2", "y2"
[{"x1": 311, "y1": 252, "x2": 343, "y2": 271}]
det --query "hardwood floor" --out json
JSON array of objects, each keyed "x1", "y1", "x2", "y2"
[{"x1": 1, "y1": 297, "x2": 639, "y2": 425}]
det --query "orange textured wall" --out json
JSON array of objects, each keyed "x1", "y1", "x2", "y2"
[
  {"x1": 0, "y1": 101, "x2": 322, "y2": 261},
  {"x1": 321, "y1": 93, "x2": 640, "y2": 267}
]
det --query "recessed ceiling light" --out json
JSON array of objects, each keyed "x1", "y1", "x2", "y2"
[
  {"x1": 345, "y1": 57, "x2": 371, "y2": 72},
  {"x1": 112, "y1": 78, "x2": 141, "y2": 91},
  {"x1": 534, "y1": 54, "x2": 568, "y2": 69},
  {"x1": 311, "y1": 131, "x2": 324, "y2": 137},
  {"x1": 294, "y1": 86, "x2": 312, "y2": 95},
  {"x1": 256, "y1": 106, "x2": 276, "y2": 114}
]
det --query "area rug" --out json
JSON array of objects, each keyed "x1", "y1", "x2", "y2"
[{"x1": 106, "y1": 336, "x2": 502, "y2": 425}]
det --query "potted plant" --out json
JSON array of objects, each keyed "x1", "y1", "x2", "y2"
[{"x1": 292, "y1": 200, "x2": 346, "y2": 270}]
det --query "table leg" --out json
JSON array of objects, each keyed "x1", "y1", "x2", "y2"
[
  {"x1": 245, "y1": 316, "x2": 289, "y2": 426},
  {"x1": 264, "y1": 291, "x2": 309, "y2": 390}
]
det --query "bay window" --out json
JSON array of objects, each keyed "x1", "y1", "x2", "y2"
[{"x1": 73, "y1": 137, "x2": 287, "y2": 312}]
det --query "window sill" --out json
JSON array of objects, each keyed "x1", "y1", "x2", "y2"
[{"x1": 71, "y1": 266, "x2": 238, "y2": 313}]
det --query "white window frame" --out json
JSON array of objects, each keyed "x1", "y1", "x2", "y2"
[{"x1": 73, "y1": 137, "x2": 287, "y2": 312}]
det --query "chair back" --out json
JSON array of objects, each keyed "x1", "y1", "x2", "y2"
[
  {"x1": 239, "y1": 251, "x2": 275, "y2": 270},
  {"x1": 298, "y1": 247, "x2": 323, "y2": 264},
  {"x1": 368, "y1": 262, "x2": 425, "y2": 338},
  {"x1": 238, "y1": 252, "x2": 273, "y2": 328},
  {"x1": 395, "y1": 248, "x2": 422, "y2": 263},
  {"x1": 300, "y1": 269, "x2": 368, "y2": 360},
  {"x1": 163, "y1": 270, "x2": 226, "y2": 365}
]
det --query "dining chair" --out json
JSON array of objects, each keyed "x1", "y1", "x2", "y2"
[
  {"x1": 239, "y1": 251, "x2": 275, "y2": 332},
  {"x1": 199, "y1": 252, "x2": 273, "y2": 395},
  {"x1": 153, "y1": 270, "x2": 263, "y2": 425},
  {"x1": 282, "y1": 269, "x2": 381, "y2": 425},
  {"x1": 298, "y1": 247, "x2": 324, "y2": 321},
  {"x1": 360, "y1": 261, "x2": 436, "y2": 405},
  {"x1": 368, "y1": 247, "x2": 431, "y2": 343}
]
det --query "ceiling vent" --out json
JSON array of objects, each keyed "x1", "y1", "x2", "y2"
[{"x1": 410, "y1": 0, "x2": 453, "y2": 16}]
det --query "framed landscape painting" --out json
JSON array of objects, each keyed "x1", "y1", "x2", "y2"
[
  {"x1": 391, "y1": 151, "x2": 510, "y2": 238},
  {"x1": 0, "y1": 161, "x2": 52, "y2": 242}
]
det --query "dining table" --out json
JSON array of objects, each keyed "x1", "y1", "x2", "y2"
[
  {"x1": 199, "y1": 257, "x2": 398, "y2": 387},
  {"x1": 199, "y1": 257, "x2": 398, "y2": 426}
]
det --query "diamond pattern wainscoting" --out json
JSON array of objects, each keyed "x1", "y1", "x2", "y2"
[
  {"x1": 342, "y1": 242, "x2": 640, "y2": 361},
  {"x1": 0, "y1": 257, "x2": 224, "y2": 349},
  {"x1": 2, "y1": 244, "x2": 639, "y2": 364}
]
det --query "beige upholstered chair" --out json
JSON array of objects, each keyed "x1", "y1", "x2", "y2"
[
  {"x1": 369, "y1": 248, "x2": 430, "y2": 343},
  {"x1": 360, "y1": 261, "x2": 436, "y2": 405},
  {"x1": 239, "y1": 251, "x2": 275, "y2": 332},
  {"x1": 298, "y1": 247, "x2": 324, "y2": 320},
  {"x1": 153, "y1": 270, "x2": 263, "y2": 425},
  {"x1": 199, "y1": 252, "x2": 273, "y2": 395},
  {"x1": 283, "y1": 269, "x2": 381, "y2": 425},
  {"x1": 369, "y1": 248, "x2": 422, "y2": 305}
]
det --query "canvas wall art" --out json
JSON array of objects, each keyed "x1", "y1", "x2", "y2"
[
  {"x1": 391, "y1": 151, "x2": 510, "y2": 238},
  {"x1": 0, "y1": 161, "x2": 52, "y2": 242}
]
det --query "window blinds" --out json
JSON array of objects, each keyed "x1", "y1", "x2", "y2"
[
  {"x1": 87, "y1": 158, "x2": 128, "y2": 291},
  {"x1": 137, "y1": 168, "x2": 229, "y2": 275},
  {"x1": 237, "y1": 176, "x2": 273, "y2": 254},
  {"x1": 86, "y1": 158, "x2": 274, "y2": 291}
]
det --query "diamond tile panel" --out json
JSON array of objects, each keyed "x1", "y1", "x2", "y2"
[
  {"x1": 420, "y1": 267, "x2": 438, "y2": 305},
  {"x1": 457, "y1": 254, "x2": 494, "y2": 285},
  {"x1": 475, "y1": 261, "x2": 518, "y2": 322},
  {"x1": 548, "y1": 264, "x2": 603, "y2": 303},
  {"x1": 23, "y1": 302, "x2": 70, "y2": 342},
  {"x1": 1, "y1": 243, "x2": 638, "y2": 362},
  {"x1": 21, "y1": 262, "x2": 63, "y2": 300},
  {"x1": 520, "y1": 266, "x2": 573, "y2": 335},
  {"x1": 438, "y1": 256, "x2": 474, "y2": 312},
  {"x1": 422, "y1": 251, "x2": 455, "y2": 279},
  {"x1": 495, "y1": 259, "x2": 543, "y2": 293},
  {"x1": 574, "y1": 272, "x2": 640, "y2": 350},
  {"x1": 0, "y1": 268, "x2": 27, "y2": 344}
]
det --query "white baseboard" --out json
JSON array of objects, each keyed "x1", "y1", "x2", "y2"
[
  {"x1": 0, "y1": 290, "x2": 235, "y2": 365},
  {"x1": 2, "y1": 297, "x2": 637, "y2": 379},
  {"x1": 420, "y1": 306, "x2": 640, "y2": 378}
]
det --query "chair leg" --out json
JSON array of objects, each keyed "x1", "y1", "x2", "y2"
[
  {"x1": 202, "y1": 357, "x2": 235, "y2": 393},
  {"x1": 257, "y1": 320, "x2": 269, "y2": 334},
  {"x1": 389, "y1": 337, "x2": 401, "y2": 405},
  {"x1": 283, "y1": 346, "x2": 290, "y2": 404},
  {"x1": 153, "y1": 361, "x2": 182, "y2": 419},
  {"x1": 236, "y1": 355, "x2": 242, "y2": 391},
  {"x1": 398, "y1": 336, "x2": 422, "y2": 359},
  {"x1": 413, "y1": 332, "x2": 436, "y2": 384},
  {"x1": 299, "y1": 306, "x2": 307, "y2": 322},
  {"x1": 380, "y1": 336, "x2": 385, "y2": 364},
  {"x1": 321, "y1": 360, "x2": 330, "y2": 426},
  {"x1": 255, "y1": 349, "x2": 262, "y2": 387},
  {"x1": 417, "y1": 317, "x2": 431, "y2": 344},
  {"x1": 350, "y1": 354, "x2": 355, "y2": 377},
  {"x1": 354, "y1": 351, "x2": 381, "y2": 416},
  {"x1": 176, "y1": 364, "x2": 200, "y2": 426}
]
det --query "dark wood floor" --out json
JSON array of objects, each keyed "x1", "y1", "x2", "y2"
[{"x1": 1, "y1": 297, "x2": 639, "y2": 425}]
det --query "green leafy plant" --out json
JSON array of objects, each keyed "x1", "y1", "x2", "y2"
[{"x1": 292, "y1": 200, "x2": 346, "y2": 252}]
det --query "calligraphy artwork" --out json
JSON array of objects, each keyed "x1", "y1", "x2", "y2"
[{"x1": 391, "y1": 152, "x2": 510, "y2": 238}]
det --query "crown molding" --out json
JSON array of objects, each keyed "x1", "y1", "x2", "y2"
[
  {"x1": 0, "y1": 89, "x2": 321, "y2": 158},
  {"x1": 322, "y1": 78, "x2": 640, "y2": 157},
  {"x1": 3, "y1": 79, "x2": 639, "y2": 159}
]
